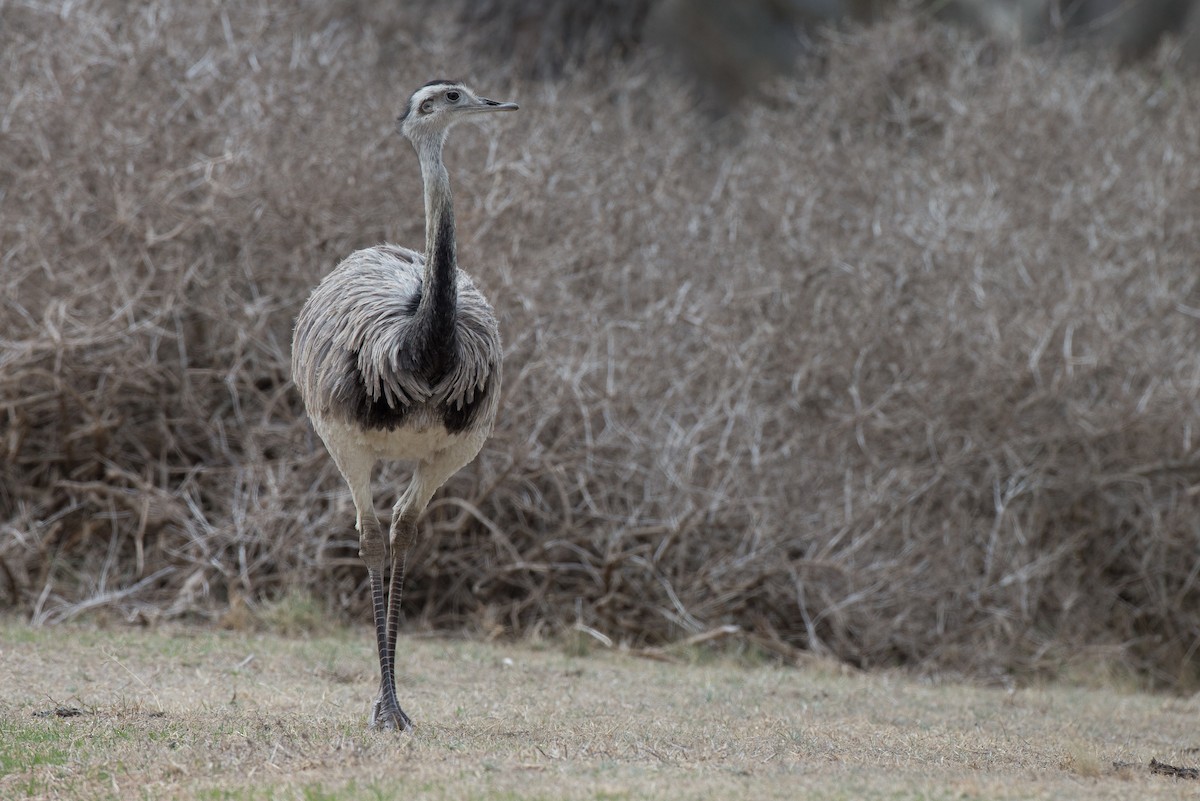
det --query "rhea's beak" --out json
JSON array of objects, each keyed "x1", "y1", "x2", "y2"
[{"x1": 473, "y1": 97, "x2": 519, "y2": 113}]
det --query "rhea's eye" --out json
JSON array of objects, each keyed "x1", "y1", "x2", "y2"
[{"x1": 446, "y1": 91, "x2": 461, "y2": 103}]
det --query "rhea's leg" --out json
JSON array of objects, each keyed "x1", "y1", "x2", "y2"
[
  {"x1": 360, "y1": 489, "x2": 409, "y2": 732},
  {"x1": 383, "y1": 505, "x2": 419, "y2": 688},
  {"x1": 369, "y1": 469, "x2": 452, "y2": 733},
  {"x1": 367, "y1": 493, "x2": 414, "y2": 732},
  {"x1": 373, "y1": 504, "x2": 418, "y2": 732},
  {"x1": 331, "y1": 453, "x2": 400, "y2": 731},
  {"x1": 379, "y1": 453, "x2": 474, "y2": 730},
  {"x1": 366, "y1": 520, "x2": 407, "y2": 732}
]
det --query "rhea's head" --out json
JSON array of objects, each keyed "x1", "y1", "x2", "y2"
[{"x1": 397, "y1": 80, "x2": 518, "y2": 146}]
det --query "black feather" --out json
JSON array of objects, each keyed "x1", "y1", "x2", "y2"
[
  {"x1": 390, "y1": 211, "x2": 459, "y2": 388},
  {"x1": 338, "y1": 350, "x2": 412, "y2": 432},
  {"x1": 443, "y1": 377, "x2": 491, "y2": 433}
]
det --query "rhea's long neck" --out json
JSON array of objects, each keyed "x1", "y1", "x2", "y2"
[{"x1": 413, "y1": 135, "x2": 458, "y2": 356}]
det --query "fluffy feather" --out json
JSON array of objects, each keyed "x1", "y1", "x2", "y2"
[{"x1": 291, "y1": 243, "x2": 501, "y2": 433}]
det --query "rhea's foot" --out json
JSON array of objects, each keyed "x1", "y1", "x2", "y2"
[{"x1": 369, "y1": 695, "x2": 413, "y2": 732}]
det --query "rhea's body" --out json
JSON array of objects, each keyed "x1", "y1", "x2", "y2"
[
  {"x1": 292, "y1": 243, "x2": 501, "y2": 447},
  {"x1": 295, "y1": 247, "x2": 499, "y2": 497}
]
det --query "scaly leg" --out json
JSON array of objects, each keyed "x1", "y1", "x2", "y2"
[
  {"x1": 369, "y1": 495, "x2": 421, "y2": 732},
  {"x1": 329, "y1": 451, "x2": 409, "y2": 732},
  {"x1": 368, "y1": 559, "x2": 410, "y2": 731},
  {"x1": 377, "y1": 455, "x2": 468, "y2": 730},
  {"x1": 361, "y1": 512, "x2": 410, "y2": 731},
  {"x1": 382, "y1": 506, "x2": 419, "y2": 701}
]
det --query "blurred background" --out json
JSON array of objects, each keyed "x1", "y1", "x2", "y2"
[{"x1": 3, "y1": 0, "x2": 1200, "y2": 689}]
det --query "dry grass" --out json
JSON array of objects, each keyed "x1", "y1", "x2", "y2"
[
  {"x1": 3, "y1": 1, "x2": 1200, "y2": 686},
  {"x1": 2, "y1": 619, "x2": 1200, "y2": 800}
]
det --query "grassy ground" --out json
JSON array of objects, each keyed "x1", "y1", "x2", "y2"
[{"x1": 0, "y1": 621, "x2": 1198, "y2": 800}]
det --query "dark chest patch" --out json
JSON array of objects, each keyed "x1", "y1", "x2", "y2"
[
  {"x1": 334, "y1": 350, "x2": 411, "y2": 432},
  {"x1": 360, "y1": 396, "x2": 412, "y2": 431},
  {"x1": 442, "y1": 377, "x2": 491, "y2": 434},
  {"x1": 335, "y1": 347, "x2": 491, "y2": 435}
]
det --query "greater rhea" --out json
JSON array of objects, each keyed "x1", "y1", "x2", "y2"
[{"x1": 291, "y1": 80, "x2": 517, "y2": 731}]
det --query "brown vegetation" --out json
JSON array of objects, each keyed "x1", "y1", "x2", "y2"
[{"x1": 2, "y1": 2, "x2": 1200, "y2": 686}]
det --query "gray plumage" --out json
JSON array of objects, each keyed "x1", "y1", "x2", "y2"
[
  {"x1": 290, "y1": 80, "x2": 518, "y2": 732},
  {"x1": 292, "y1": 244, "x2": 500, "y2": 427}
]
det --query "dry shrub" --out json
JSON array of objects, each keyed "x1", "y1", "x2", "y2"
[
  {"x1": 3, "y1": 2, "x2": 1200, "y2": 687},
  {"x1": 453, "y1": 0, "x2": 655, "y2": 79}
]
